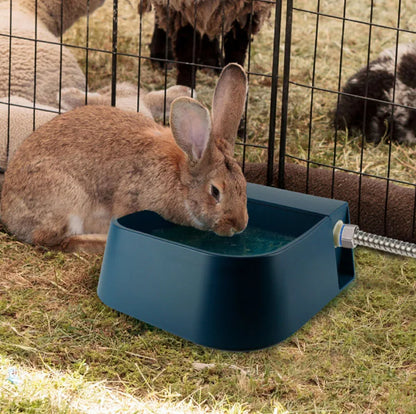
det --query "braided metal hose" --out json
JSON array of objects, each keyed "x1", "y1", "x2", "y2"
[{"x1": 333, "y1": 221, "x2": 416, "y2": 258}]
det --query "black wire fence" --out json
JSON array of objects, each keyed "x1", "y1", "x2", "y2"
[
  {"x1": 286, "y1": 0, "x2": 416, "y2": 237},
  {"x1": 1, "y1": 0, "x2": 416, "y2": 239}
]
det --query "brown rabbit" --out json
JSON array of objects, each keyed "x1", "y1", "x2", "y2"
[{"x1": 0, "y1": 63, "x2": 248, "y2": 253}]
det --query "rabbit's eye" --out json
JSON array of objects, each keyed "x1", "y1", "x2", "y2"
[{"x1": 210, "y1": 185, "x2": 221, "y2": 203}]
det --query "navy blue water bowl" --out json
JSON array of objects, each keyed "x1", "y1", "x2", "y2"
[{"x1": 98, "y1": 183, "x2": 355, "y2": 351}]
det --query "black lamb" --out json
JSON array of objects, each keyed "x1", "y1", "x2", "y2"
[{"x1": 335, "y1": 43, "x2": 416, "y2": 144}]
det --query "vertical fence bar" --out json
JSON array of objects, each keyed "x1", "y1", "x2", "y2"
[
  {"x1": 241, "y1": 0, "x2": 255, "y2": 173},
  {"x1": 357, "y1": 0, "x2": 374, "y2": 228},
  {"x1": 220, "y1": 5, "x2": 225, "y2": 68},
  {"x1": 267, "y1": 0, "x2": 283, "y2": 186},
  {"x1": 305, "y1": 0, "x2": 321, "y2": 194},
  {"x1": 162, "y1": 0, "x2": 170, "y2": 125},
  {"x1": 57, "y1": 0, "x2": 64, "y2": 112},
  {"x1": 191, "y1": 0, "x2": 198, "y2": 92},
  {"x1": 6, "y1": 0, "x2": 13, "y2": 169},
  {"x1": 277, "y1": 0, "x2": 293, "y2": 188},
  {"x1": 384, "y1": 0, "x2": 402, "y2": 236},
  {"x1": 331, "y1": 0, "x2": 347, "y2": 198},
  {"x1": 32, "y1": 0, "x2": 38, "y2": 130},
  {"x1": 111, "y1": 0, "x2": 118, "y2": 107},
  {"x1": 137, "y1": 0, "x2": 144, "y2": 112},
  {"x1": 84, "y1": 0, "x2": 90, "y2": 105}
]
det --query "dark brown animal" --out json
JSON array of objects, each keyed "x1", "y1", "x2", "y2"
[{"x1": 140, "y1": 0, "x2": 272, "y2": 88}]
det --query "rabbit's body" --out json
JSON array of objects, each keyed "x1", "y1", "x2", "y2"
[
  {"x1": 0, "y1": 84, "x2": 193, "y2": 180},
  {"x1": 1, "y1": 64, "x2": 249, "y2": 253},
  {"x1": 1, "y1": 107, "x2": 188, "y2": 245},
  {"x1": 335, "y1": 43, "x2": 416, "y2": 144}
]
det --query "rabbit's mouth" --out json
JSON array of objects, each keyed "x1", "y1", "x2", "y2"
[
  {"x1": 213, "y1": 214, "x2": 248, "y2": 237},
  {"x1": 214, "y1": 225, "x2": 245, "y2": 238},
  {"x1": 215, "y1": 228, "x2": 239, "y2": 237}
]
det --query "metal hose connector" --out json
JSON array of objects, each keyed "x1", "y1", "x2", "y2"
[
  {"x1": 355, "y1": 229, "x2": 416, "y2": 258},
  {"x1": 333, "y1": 220, "x2": 416, "y2": 258}
]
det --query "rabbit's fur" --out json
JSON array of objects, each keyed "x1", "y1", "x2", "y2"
[
  {"x1": 0, "y1": 64, "x2": 248, "y2": 253},
  {"x1": 335, "y1": 43, "x2": 416, "y2": 144},
  {"x1": 0, "y1": 84, "x2": 193, "y2": 183}
]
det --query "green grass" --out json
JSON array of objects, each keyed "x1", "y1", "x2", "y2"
[
  {"x1": 0, "y1": 227, "x2": 415, "y2": 413},
  {"x1": 1, "y1": 0, "x2": 416, "y2": 412}
]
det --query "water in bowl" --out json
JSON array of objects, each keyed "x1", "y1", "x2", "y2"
[{"x1": 151, "y1": 224, "x2": 295, "y2": 256}]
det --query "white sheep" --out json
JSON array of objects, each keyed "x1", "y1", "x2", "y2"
[
  {"x1": 0, "y1": 0, "x2": 193, "y2": 179},
  {"x1": 60, "y1": 82, "x2": 195, "y2": 120},
  {"x1": 140, "y1": 0, "x2": 273, "y2": 87},
  {"x1": 0, "y1": 0, "x2": 105, "y2": 107},
  {"x1": 0, "y1": 0, "x2": 104, "y2": 180}
]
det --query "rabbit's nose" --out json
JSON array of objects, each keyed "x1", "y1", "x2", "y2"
[{"x1": 229, "y1": 216, "x2": 248, "y2": 235}]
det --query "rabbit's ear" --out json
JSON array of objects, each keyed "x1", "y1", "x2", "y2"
[
  {"x1": 170, "y1": 97, "x2": 212, "y2": 162},
  {"x1": 211, "y1": 63, "x2": 248, "y2": 149}
]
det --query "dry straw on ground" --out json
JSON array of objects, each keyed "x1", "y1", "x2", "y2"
[
  {"x1": 64, "y1": 0, "x2": 416, "y2": 185},
  {"x1": 1, "y1": 0, "x2": 416, "y2": 413}
]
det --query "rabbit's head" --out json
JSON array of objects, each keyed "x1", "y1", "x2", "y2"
[{"x1": 170, "y1": 63, "x2": 248, "y2": 236}]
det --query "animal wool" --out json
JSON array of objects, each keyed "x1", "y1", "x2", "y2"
[{"x1": 335, "y1": 43, "x2": 416, "y2": 144}]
